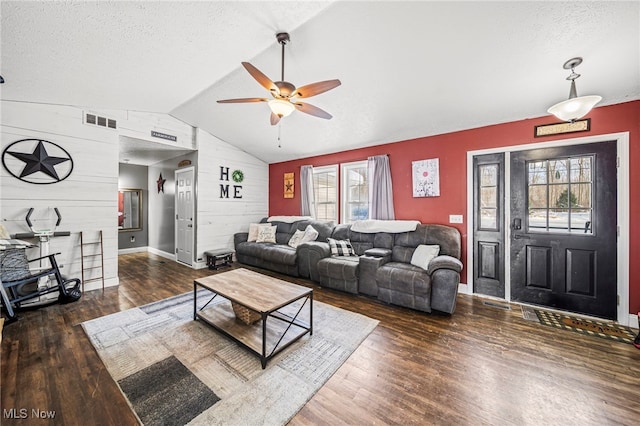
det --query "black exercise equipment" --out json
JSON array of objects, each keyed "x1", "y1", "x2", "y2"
[{"x1": 0, "y1": 208, "x2": 81, "y2": 322}]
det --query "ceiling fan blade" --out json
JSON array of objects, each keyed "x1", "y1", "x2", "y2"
[
  {"x1": 295, "y1": 102, "x2": 333, "y2": 119},
  {"x1": 270, "y1": 112, "x2": 281, "y2": 126},
  {"x1": 293, "y1": 79, "x2": 341, "y2": 98},
  {"x1": 242, "y1": 62, "x2": 278, "y2": 94},
  {"x1": 217, "y1": 97, "x2": 268, "y2": 103}
]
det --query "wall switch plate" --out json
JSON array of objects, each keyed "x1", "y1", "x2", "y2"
[{"x1": 449, "y1": 214, "x2": 464, "y2": 224}]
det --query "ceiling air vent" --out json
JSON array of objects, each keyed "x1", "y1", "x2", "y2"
[{"x1": 84, "y1": 112, "x2": 117, "y2": 129}]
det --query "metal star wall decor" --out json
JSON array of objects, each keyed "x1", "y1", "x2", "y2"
[
  {"x1": 157, "y1": 173, "x2": 166, "y2": 193},
  {"x1": 1, "y1": 139, "x2": 73, "y2": 184}
]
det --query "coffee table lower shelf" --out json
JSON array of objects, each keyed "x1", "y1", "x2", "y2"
[{"x1": 193, "y1": 283, "x2": 313, "y2": 369}]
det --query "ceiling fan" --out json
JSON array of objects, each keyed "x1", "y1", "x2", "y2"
[{"x1": 217, "y1": 32, "x2": 341, "y2": 126}]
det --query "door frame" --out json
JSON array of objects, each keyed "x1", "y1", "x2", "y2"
[
  {"x1": 465, "y1": 132, "x2": 630, "y2": 326},
  {"x1": 174, "y1": 166, "x2": 196, "y2": 268}
]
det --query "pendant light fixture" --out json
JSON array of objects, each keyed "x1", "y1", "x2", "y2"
[{"x1": 547, "y1": 57, "x2": 601, "y2": 122}]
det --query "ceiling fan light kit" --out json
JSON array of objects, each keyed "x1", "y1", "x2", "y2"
[
  {"x1": 217, "y1": 32, "x2": 341, "y2": 125},
  {"x1": 268, "y1": 99, "x2": 296, "y2": 117},
  {"x1": 547, "y1": 57, "x2": 602, "y2": 122}
]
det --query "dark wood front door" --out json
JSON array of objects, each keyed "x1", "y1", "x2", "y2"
[
  {"x1": 510, "y1": 141, "x2": 618, "y2": 319},
  {"x1": 473, "y1": 153, "x2": 505, "y2": 298}
]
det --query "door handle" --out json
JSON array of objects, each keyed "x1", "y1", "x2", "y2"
[
  {"x1": 514, "y1": 234, "x2": 530, "y2": 239},
  {"x1": 187, "y1": 224, "x2": 193, "y2": 228}
]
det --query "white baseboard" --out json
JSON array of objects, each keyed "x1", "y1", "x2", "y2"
[
  {"x1": 118, "y1": 247, "x2": 148, "y2": 255},
  {"x1": 147, "y1": 247, "x2": 176, "y2": 261}
]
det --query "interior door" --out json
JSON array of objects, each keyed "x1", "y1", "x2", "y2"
[
  {"x1": 175, "y1": 167, "x2": 194, "y2": 266},
  {"x1": 473, "y1": 153, "x2": 505, "y2": 298},
  {"x1": 510, "y1": 141, "x2": 617, "y2": 319}
]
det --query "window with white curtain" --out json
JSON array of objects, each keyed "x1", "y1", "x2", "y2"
[
  {"x1": 341, "y1": 161, "x2": 369, "y2": 223},
  {"x1": 312, "y1": 165, "x2": 338, "y2": 223}
]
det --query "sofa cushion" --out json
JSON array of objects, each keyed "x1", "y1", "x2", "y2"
[
  {"x1": 260, "y1": 244, "x2": 297, "y2": 265},
  {"x1": 377, "y1": 262, "x2": 431, "y2": 299},
  {"x1": 410, "y1": 244, "x2": 440, "y2": 270},
  {"x1": 327, "y1": 238, "x2": 357, "y2": 256},
  {"x1": 317, "y1": 256, "x2": 360, "y2": 281}
]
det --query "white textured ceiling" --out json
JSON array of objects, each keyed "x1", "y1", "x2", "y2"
[{"x1": 2, "y1": 1, "x2": 639, "y2": 164}]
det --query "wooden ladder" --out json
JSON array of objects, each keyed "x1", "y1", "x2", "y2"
[{"x1": 80, "y1": 230, "x2": 105, "y2": 292}]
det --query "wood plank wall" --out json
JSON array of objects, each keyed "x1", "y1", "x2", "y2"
[
  {"x1": 1, "y1": 100, "x2": 271, "y2": 287},
  {"x1": 1, "y1": 101, "x2": 119, "y2": 290}
]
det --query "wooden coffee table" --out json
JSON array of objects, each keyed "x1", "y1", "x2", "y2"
[{"x1": 193, "y1": 268, "x2": 313, "y2": 369}]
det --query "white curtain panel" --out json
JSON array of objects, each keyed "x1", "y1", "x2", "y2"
[
  {"x1": 300, "y1": 165, "x2": 315, "y2": 218},
  {"x1": 368, "y1": 155, "x2": 395, "y2": 220}
]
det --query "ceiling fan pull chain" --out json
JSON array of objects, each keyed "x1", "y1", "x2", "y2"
[{"x1": 278, "y1": 123, "x2": 282, "y2": 148}]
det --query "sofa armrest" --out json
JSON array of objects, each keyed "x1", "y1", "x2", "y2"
[
  {"x1": 427, "y1": 255, "x2": 463, "y2": 275},
  {"x1": 296, "y1": 241, "x2": 331, "y2": 281},
  {"x1": 234, "y1": 232, "x2": 249, "y2": 248},
  {"x1": 427, "y1": 255, "x2": 462, "y2": 314},
  {"x1": 364, "y1": 248, "x2": 392, "y2": 258}
]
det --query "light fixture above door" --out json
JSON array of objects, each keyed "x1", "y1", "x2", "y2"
[{"x1": 547, "y1": 57, "x2": 601, "y2": 122}]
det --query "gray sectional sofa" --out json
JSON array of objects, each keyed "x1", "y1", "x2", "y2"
[{"x1": 234, "y1": 218, "x2": 463, "y2": 314}]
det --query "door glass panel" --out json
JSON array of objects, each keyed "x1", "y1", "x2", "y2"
[
  {"x1": 481, "y1": 165, "x2": 497, "y2": 186},
  {"x1": 480, "y1": 187, "x2": 497, "y2": 207},
  {"x1": 526, "y1": 156, "x2": 593, "y2": 234},
  {"x1": 528, "y1": 161, "x2": 547, "y2": 184},
  {"x1": 528, "y1": 185, "x2": 548, "y2": 208},
  {"x1": 548, "y1": 159, "x2": 569, "y2": 183},
  {"x1": 478, "y1": 164, "x2": 498, "y2": 230},
  {"x1": 480, "y1": 208, "x2": 497, "y2": 229},
  {"x1": 549, "y1": 209, "x2": 569, "y2": 231},
  {"x1": 528, "y1": 209, "x2": 548, "y2": 231}
]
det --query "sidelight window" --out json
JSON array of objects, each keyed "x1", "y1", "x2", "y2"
[
  {"x1": 479, "y1": 164, "x2": 499, "y2": 230},
  {"x1": 526, "y1": 156, "x2": 593, "y2": 234}
]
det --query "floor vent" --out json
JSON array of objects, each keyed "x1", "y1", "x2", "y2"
[
  {"x1": 84, "y1": 112, "x2": 117, "y2": 129},
  {"x1": 482, "y1": 300, "x2": 512, "y2": 310}
]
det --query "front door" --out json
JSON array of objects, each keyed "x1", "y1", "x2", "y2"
[
  {"x1": 510, "y1": 141, "x2": 617, "y2": 319},
  {"x1": 175, "y1": 167, "x2": 194, "y2": 266},
  {"x1": 473, "y1": 153, "x2": 506, "y2": 298}
]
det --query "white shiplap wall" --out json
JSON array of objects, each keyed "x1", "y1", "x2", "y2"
[
  {"x1": 195, "y1": 128, "x2": 268, "y2": 267},
  {"x1": 1, "y1": 101, "x2": 119, "y2": 290},
  {"x1": 1, "y1": 101, "x2": 270, "y2": 285}
]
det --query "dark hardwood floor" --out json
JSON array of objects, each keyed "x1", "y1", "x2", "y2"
[{"x1": 2, "y1": 252, "x2": 639, "y2": 425}]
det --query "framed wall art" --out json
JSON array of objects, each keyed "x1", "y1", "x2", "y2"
[
  {"x1": 412, "y1": 158, "x2": 440, "y2": 197},
  {"x1": 284, "y1": 172, "x2": 294, "y2": 198}
]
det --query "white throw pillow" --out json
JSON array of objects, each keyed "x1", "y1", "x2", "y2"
[
  {"x1": 410, "y1": 244, "x2": 440, "y2": 270},
  {"x1": 300, "y1": 225, "x2": 319, "y2": 243},
  {"x1": 256, "y1": 225, "x2": 277, "y2": 243},
  {"x1": 288, "y1": 229, "x2": 306, "y2": 248},
  {"x1": 248, "y1": 223, "x2": 270, "y2": 242}
]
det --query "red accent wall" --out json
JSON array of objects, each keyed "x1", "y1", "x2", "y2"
[{"x1": 269, "y1": 101, "x2": 640, "y2": 314}]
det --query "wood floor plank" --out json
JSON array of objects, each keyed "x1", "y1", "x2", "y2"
[{"x1": 1, "y1": 252, "x2": 639, "y2": 425}]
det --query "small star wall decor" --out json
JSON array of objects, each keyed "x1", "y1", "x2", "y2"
[{"x1": 157, "y1": 173, "x2": 166, "y2": 193}]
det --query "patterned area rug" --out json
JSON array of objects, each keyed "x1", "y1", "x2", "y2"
[
  {"x1": 531, "y1": 308, "x2": 636, "y2": 345},
  {"x1": 82, "y1": 290, "x2": 378, "y2": 426}
]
